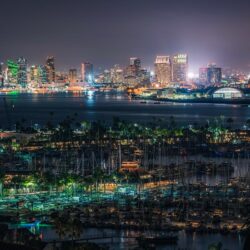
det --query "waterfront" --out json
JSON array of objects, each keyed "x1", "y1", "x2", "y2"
[
  {"x1": 39, "y1": 227, "x2": 244, "y2": 250},
  {"x1": 1, "y1": 92, "x2": 250, "y2": 128},
  {"x1": 0, "y1": 109, "x2": 249, "y2": 249}
]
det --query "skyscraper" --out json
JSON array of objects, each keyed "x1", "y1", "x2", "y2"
[
  {"x1": 81, "y1": 62, "x2": 93, "y2": 83},
  {"x1": 39, "y1": 65, "x2": 48, "y2": 84},
  {"x1": 199, "y1": 68, "x2": 208, "y2": 84},
  {"x1": 110, "y1": 65, "x2": 124, "y2": 83},
  {"x1": 129, "y1": 57, "x2": 141, "y2": 76},
  {"x1": 17, "y1": 57, "x2": 28, "y2": 88},
  {"x1": 30, "y1": 65, "x2": 39, "y2": 84},
  {"x1": 172, "y1": 54, "x2": 188, "y2": 83},
  {"x1": 69, "y1": 69, "x2": 77, "y2": 84},
  {"x1": 46, "y1": 56, "x2": 55, "y2": 83},
  {"x1": 207, "y1": 64, "x2": 222, "y2": 85},
  {"x1": 0, "y1": 62, "x2": 2, "y2": 76},
  {"x1": 7, "y1": 60, "x2": 19, "y2": 84},
  {"x1": 0, "y1": 62, "x2": 3, "y2": 87},
  {"x1": 154, "y1": 56, "x2": 172, "y2": 87},
  {"x1": 199, "y1": 64, "x2": 222, "y2": 85}
]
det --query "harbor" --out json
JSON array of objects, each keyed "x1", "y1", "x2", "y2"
[{"x1": 0, "y1": 103, "x2": 249, "y2": 249}]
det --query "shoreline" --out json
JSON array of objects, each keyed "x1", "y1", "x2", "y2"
[{"x1": 133, "y1": 96, "x2": 250, "y2": 105}]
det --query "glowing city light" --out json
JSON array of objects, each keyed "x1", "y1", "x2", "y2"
[
  {"x1": 188, "y1": 72, "x2": 195, "y2": 79},
  {"x1": 88, "y1": 74, "x2": 93, "y2": 83}
]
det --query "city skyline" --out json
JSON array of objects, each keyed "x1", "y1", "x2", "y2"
[
  {"x1": 3, "y1": 53, "x2": 250, "y2": 88},
  {"x1": 0, "y1": 1, "x2": 250, "y2": 249},
  {"x1": 0, "y1": 0, "x2": 250, "y2": 72}
]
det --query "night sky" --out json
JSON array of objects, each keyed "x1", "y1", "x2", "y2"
[{"x1": 1, "y1": 0, "x2": 250, "y2": 73}]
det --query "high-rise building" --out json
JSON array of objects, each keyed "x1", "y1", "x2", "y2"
[
  {"x1": 46, "y1": 56, "x2": 55, "y2": 83},
  {"x1": 199, "y1": 68, "x2": 208, "y2": 84},
  {"x1": 81, "y1": 62, "x2": 94, "y2": 83},
  {"x1": 0, "y1": 62, "x2": 3, "y2": 87},
  {"x1": 30, "y1": 65, "x2": 48, "y2": 85},
  {"x1": 17, "y1": 57, "x2": 28, "y2": 88},
  {"x1": 103, "y1": 70, "x2": 111, "y2": 83},
  {"x1": 69, "y1": 69, "x2": 77, "y2": 84},
  {"x1": 110, "y1": 65, "x2": 124, "y2": 83},
  {"x1": 172, "y1": 54, "x2": 188, "y2": 83},
  {"x1": 56, "y1": 72, "x2": 68, "y2": 84},
  {"x1": 7, "y1": 60, "x2": 19, "y2": 84},
  {"x1": 207, "y1": 64, "x2": 222, "y2": 85},
  {"x1": 39, "y1": 65, "x2": 48, "y2": 84},
  {"x1": 30, "y1": 65, "x2": 39, "y2": 84},
  {"x1": 199, "y1": 64, "x2": 222, "y2": 85},
  {"x1": 128, "y1": 57, "x2": 141, "y2": 76},
  {"x1": 154, "y1": 56, "x2": 172, "y2": 87}
]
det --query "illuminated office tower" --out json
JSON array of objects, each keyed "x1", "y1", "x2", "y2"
[
  {"x1": 69, "y1": 69, "x2": 77, "y2": 84},
  {"x1": 7, "y1": 60, "x2": 19, "y2": 84},
  {"x1": 56, "y1": 72, "x2": 68, "y2": 84},
  {"x1": 199, "y1": 68, "x2": 208, "y2": 84},
  {"x1": 46, "y1": 56, "x2": 55, "y2": 83},
  {"x1": 172, "y1": 54, "x2": 188, "y2": 82},
  {"x1": 31, "y1": 65, "x2": 48, "y2": 84},
  {"x1": 17, "y1": 57, "x2": 28, "y2": 87},
  {"x1": 81, "y1": 62, "x2": 94, "y2": 83},
  {"x1": 103, "y1": 70, "x2": 111, "y2": 83},
  {"x1": 207, "y1": 64, "x2": 222, "y2": 85},
  {"x1": 110, "y1": 65, "x2": 124, "y2": 83},
  {"x1": 0, "y1": 62, "x2": 3, "y2": 87},
  {"x1": 38, "y1": 65, "x2": 48, "y2": 84},
  {"x1": 154, "y1": 56, "x2": 172, "y2": 87},
  {"x1": 128, "y1": 57, "x2": 141, "y2": 76},
  {"x1": 30, "y1": 65, "x2": 39, "y2": 84},
  {"x1": 199, "y1": 64, "x2": 222, "y2": 85}
]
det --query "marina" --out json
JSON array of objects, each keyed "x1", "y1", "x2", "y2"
[{"x1": 0, "y1": 100, "x2": 249, "y2": 249}]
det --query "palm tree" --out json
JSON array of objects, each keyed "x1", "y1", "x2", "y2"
[
  {"x1": 53, "y1": 213, "x2": 83, "y2": 247},
  {"x1": 53, "y1": 214, "x2": 68, "y2": 240},
  {"x1": 23, "y1": 175, "x2": 37, "y2": 193},
  {"x1": 83, "y1": 176, "x2": 94, "y2": 196},
  {"x1": 242, "y1": 218, "x2": 250, "y2": 250},
  {"x1": 208, "y1": 242, "x2": 223, "y2": 250},
  {"x1": 67, "y1": 215, "x2": 83, "y2": 246},
  {"x1": 246, "y1": 119, "x2": 250, "y2": 128},
  {"x1": 0, "y1": 171, "x2": 5, "y2": 197},
  {"x1": 43, "y1": 171, "x2": 57, "y2": 193},
  {"x1": 226, "y1": 117, "x2": 234, "y2": 128},
  {"x1": 0, "y1": 171, "x2": 6, "y2": 197},
  {"x1": 93, "y1": 167, "x2": 104, "y2": 192},
  {"x1": 11, "y1": 175, "x2": 25, "y2": 194}
]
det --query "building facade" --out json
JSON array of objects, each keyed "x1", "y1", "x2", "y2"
[
  {"x1": 128, "y1": 57, "x2": 141, "y2": 77},
  {"x1": 154, "y1": 56, "x2": 172, "y2": 87},
  {"x1": 0, "y1": 62, "x2": 3, "y2": 87},
  {"x1": 30, "y1": 65, "x2": 39, "y2": 84},
  {"x1": 172, "y1": 54, "x2": 188, "y2": 83},
  {"x1": 199, "y1": 64, "x2": 222, "y2": 85},
  {"x1": 81, "y1": 62, "x2": 94, "y2": 83},
  {"x1": 207, "y1": 64, "x2": 222, "y2": 85},
  {"x1": 7, "y1": 60, "x2": 19, "y2": 84},
  {"x1": 69, "y1": 69, "x2": 77, "y2": 84},
  {"x1": 110, "y1": 65, "x2": 124, "y2": 83},
  {"x1": 46, "y1": 56, "x2": 55, "y2": 84}
]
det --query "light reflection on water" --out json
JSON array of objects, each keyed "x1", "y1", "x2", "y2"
[
  {"x1": 37, "y1": 226, "x2": 244, "y2": 250},
  {"x1": 2, "y1": 92, "x2": 248, "y2": 249},
  {"x1": 0, "y1": 92, "x2": 250, "y2": 128}
]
